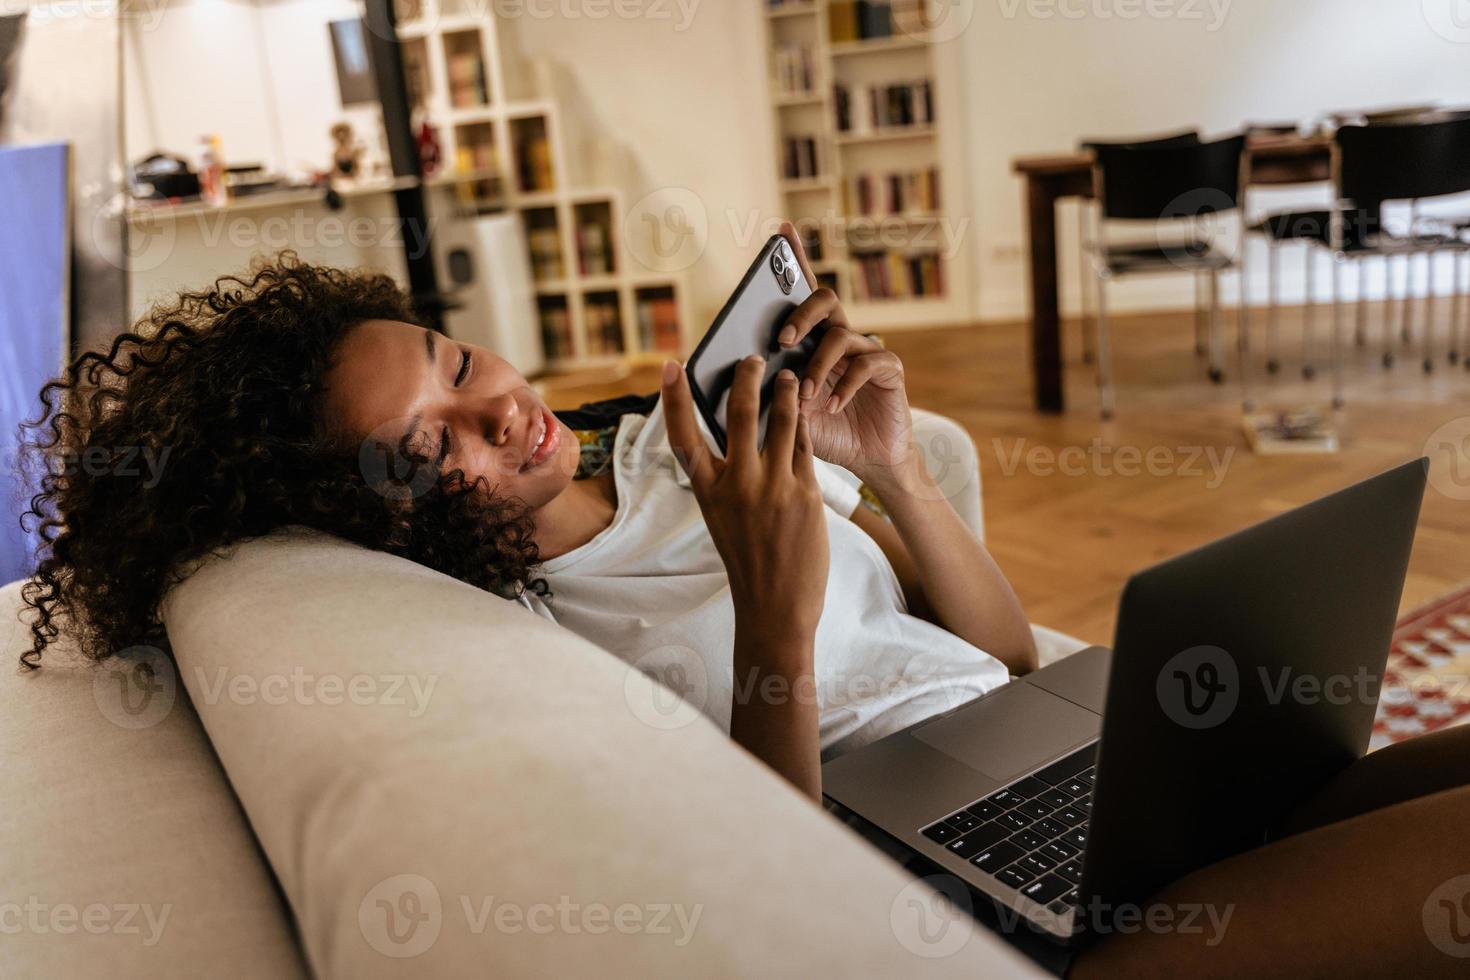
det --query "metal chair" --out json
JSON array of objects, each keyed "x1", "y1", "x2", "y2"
[
  {"x1": 1088, "y1": 134, "x2": 1249, "y2": 419},
  {"x1": 1308, "y1": 114, "x2": 1470, "y2": 406},
  {"x1": 1249, "y1": 107, "x2": 1470, "y2": 382},
  {"x1": 1076, "y1": 131, "x2": 1200, "y2": 367}
]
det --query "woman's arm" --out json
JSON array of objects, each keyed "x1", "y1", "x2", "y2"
[
  {"x1": 661, "y1": 356, "x2": 828, "y2": 801},
  {"x1": 769, "y1": 221, "x2": 1037, "y2": 675},
  {"x1": 852, "y1": 461, "x2": 1038, "y2": 675}
]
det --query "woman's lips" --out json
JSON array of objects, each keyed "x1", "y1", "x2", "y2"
[{"x1": 523, "y1": 409, "x2": 559, "y2": 471}]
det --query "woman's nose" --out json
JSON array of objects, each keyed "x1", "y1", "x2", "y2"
[{"x1": 481, "y1": 392, "x2": 519, "y2": 446}]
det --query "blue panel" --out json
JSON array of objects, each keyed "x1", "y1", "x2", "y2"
[{"x1": 0, "y1": 143, "x2": 68, "y2": 585}]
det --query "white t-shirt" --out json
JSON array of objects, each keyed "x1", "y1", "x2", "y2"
[{"x1": 520, "y1": 402, "x2": 1009, "y2": 758}]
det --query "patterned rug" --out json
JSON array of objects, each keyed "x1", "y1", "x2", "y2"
[{"x1": 1371, "y1": 581, "x2": 1470, "y2": 751}]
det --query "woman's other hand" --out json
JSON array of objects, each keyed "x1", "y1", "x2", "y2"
[{"x1": 773, "y1": 221, "x2": 914, "y2": 493}]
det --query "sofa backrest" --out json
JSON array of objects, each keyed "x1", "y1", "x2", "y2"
[{"x1": 159, "y1": 528, "x2": 1045, "y2": 978}]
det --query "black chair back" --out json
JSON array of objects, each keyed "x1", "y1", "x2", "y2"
[
  {"x1": 1337, "y1": 115, "x2": 1470, "y2": 206},
  {"x1": 1080, "y1": 129, "x2": 1200, "y2": 152},
  {"x1": 1094, "y1": 134, "x2": 1247, "y2": 221}
]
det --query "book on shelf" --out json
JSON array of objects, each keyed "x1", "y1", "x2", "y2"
[
  {"x1": 849, "y1": 250, "x2": 944, "y2": 301},
  {"x1": 526, "y1": 226, "x2": 564, "y2": 281},
  {"x1": 635, "y1": 292, "x2": 682, "y2": 354},
  {"x1": 516, "y1": 130, "x2": 555, "y2": 192},
  {"x1": 538, "y1": 303, "x2": 573, "y2": 360},
  {"x1": 446, "y1": 52, "x2": 487, "y2": 108},
  {"x1": 834, "y1": 79, "x2": 933, "y2": 133},
  {"x1": 577, "y1": 220, "x2": 613, "y2": 276},
  {"x1": 782, "y1": 135, "x2": 821, "y2": 179},
  {"x1": 773, "y1": 41, "x2": 817, "y2": 96},
  {"x1": 843, "y1": 167, "x2": 940, "y2": 215},
  {"x1": 583, "y1": 297, "x2": 624, "y2": 356},
  {"x1": 830, "y1": 0, "x2": 920, "y2": 42}
]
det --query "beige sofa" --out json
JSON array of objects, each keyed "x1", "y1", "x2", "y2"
[{"x1": 0, "y1": 412, "x2": 1079, "y2": 978}]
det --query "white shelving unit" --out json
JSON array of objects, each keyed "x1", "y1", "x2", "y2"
[
  {"x1": 396, "y1": 0, "x2": 690, "y2": 368},
  {"x1": 760, "y1": 0, "x2": 972, "y2": 329}
]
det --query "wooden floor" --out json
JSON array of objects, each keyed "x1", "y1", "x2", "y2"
[{"x1": 539, "y1": 303, "x2": 1470, "y2": 646}]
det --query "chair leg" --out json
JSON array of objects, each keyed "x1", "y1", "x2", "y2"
[
  {"x1": 1208, "y1": 268, "x2": 1224, "y2": 384},
  {"x1": 1266, "y1": 242, "x2": 1280, "y2": 374},
  {"x1": 1355, "y1": 257, "x2": 1369, "y2": 348},
  {"x1": 1403, "y1": 252, "x2": 1416, "y2": 349},
  {"x1": 1194, "y1": 273, "x2": 1207, "y2": 357},
  {"x1": 1077, "y1": 205, "x2": 1095, "y2": 365},
  {"x1": 1238, "y1": 263, "x2": 1254, "y2": 413},
  {"x1": 1424, "y1": 251, "x2": 1437, "y2": 373},
  {"x1": 1302, "y1": 247, "x2": 1317, "y2": 380},
  {"x1": 1331, "y1": 258, "x2": 1346, "y2": 410},
  {"x1": 1096, "y1": 272, "x2": 1115, "y2": 421},
  {"x1": 1384, "y1": 254, "x2": 1399, "y2": 369},
  {"x1": 1455, "y1": 250, "x2": 1467, "y2": 367},
  {"x1": 1451, "y1": 250, "x2": 1465, "y2": 366}
]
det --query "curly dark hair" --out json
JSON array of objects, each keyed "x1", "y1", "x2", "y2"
[{"x1": 17, "y1": 254, "x2": 544, "y2": 669}]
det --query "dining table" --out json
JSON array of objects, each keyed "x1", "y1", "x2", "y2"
[{"x1": 1011, "y1": 134, "x2": 1333, "y2": 413}]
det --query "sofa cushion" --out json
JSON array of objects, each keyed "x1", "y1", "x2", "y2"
[
  {"x1": 0, "y1": 581, "x2": 309, "y2": 978},
  {"x1": 162, "y1": 528, "x2": 1045, "y2": 977}
]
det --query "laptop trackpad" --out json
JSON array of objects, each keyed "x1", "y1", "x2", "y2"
[{"x1": 913, "y1": 682, "x2": 1101, "y2": 783}]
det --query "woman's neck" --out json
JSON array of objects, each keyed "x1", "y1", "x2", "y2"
[{"x1": 531, "y1": 471, "x2": 618, "y2": 560}]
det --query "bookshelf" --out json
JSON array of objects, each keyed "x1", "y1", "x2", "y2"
[
  {"x1": 395, "y1": 0, "x2": 690, "y2": 369},
  {"x1": 761, "y1": 0, "x2": 971, "y2": 328}
]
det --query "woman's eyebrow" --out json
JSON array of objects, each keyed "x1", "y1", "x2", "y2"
[{"x1": 423, "y1": 328, "x2": 437, "y2": 365}]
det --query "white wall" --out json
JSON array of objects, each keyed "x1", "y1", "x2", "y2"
[
  {"x1": 494, "y1": 3, "x2": 782, "y2": 332},
  {"x1": 125, "y1": 0, "x2": 386, "y2": 179}
]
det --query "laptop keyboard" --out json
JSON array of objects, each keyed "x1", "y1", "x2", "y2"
[{"x1": 919, "y1": 744, "x2": 1097, "y2": 916}]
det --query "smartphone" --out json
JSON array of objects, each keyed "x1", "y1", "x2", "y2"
[{"x1": 684, "y1": 234, "x2": 827, "y2": 452}]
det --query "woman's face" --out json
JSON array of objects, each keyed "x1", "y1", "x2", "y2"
[{"x1": 323, "y1": 319, "x2": 580, "y2": 510}]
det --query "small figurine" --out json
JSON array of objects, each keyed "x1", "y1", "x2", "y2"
[
  {"x1": 416, "y1": 119, "x2": 442, "y2": 177},
  {"x1": 330, "y1": 122, "x2": 364, "y2": 180}
]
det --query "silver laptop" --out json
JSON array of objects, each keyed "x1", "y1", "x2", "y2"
[{"x1": 822, "y1": 460, "x2": 1426, "y2": 944}]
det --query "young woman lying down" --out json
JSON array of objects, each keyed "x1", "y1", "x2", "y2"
[{"x1": 20, "y1": 223, "x2": 1470, "y2": 976}]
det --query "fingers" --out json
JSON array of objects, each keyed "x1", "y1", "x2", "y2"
[
  {"x1": 801, "y1": 326, "x2": 882, "y2": 408},
  {"x1": 793, "y1": 413, "x2": 817, "y2": 484},
  {"x1": 778, "y1": 220, "x2": 818, "y2": 286},
  {"x1": 726, "y1": 354, "x2": 765, "y2": 465},
  {"x1": 826, "y1": 350, "x2": 902, "y2": 414},
  {"x1": 763, "y1": 368, "x2": 800, "y2": 468},
  {"x1": 660, "y1": 360, "x2": 715, "y2": 488},
  {"x1": 778, "y1": 287, "x2": 847, "y2": 351}
]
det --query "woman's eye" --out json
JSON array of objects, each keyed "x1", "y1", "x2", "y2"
[{"x1": 454, "y1": 349, "x2": 471, "y2": 387}]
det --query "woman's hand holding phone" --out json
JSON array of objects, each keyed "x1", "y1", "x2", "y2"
[
  {"x1": 662, "y1": 354, "x2": 829, "y2": 639},
  {"x1": 771, "y1": 222, "x2": 917, "y2": 495},
  {"x1": 663, "y1": 354, "x2": 827, "y2": 799}
]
